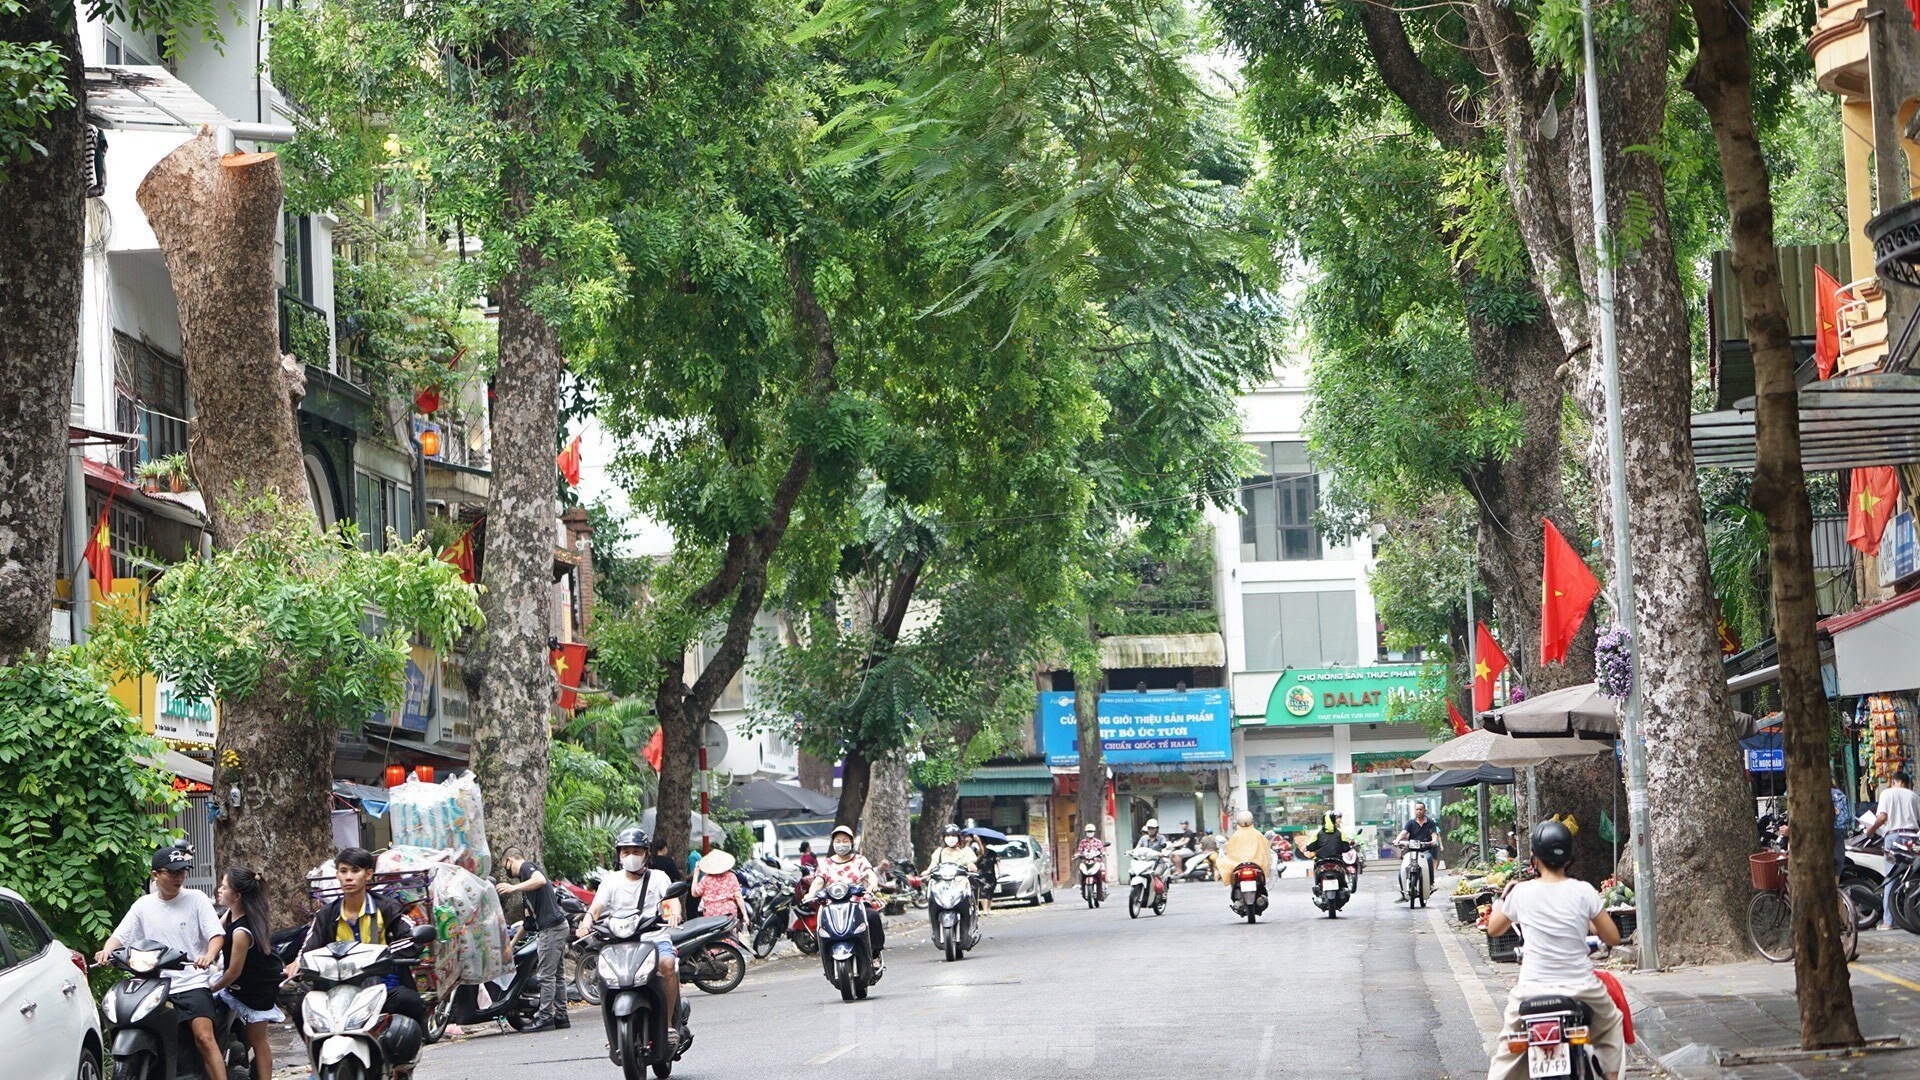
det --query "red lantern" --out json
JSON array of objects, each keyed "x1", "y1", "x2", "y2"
[
  {"x1": 384, "y1": 764, "x2": 406, "y2": 788},
  {"x1": 414, "y1": 387, "x2": 442, "y2": 414},
  {"x1": 415, "y1": 766, "x2": 435, "y2": 784},
  {"x1": 419, "y1": 428, "x2": 441, "y2": 457}
]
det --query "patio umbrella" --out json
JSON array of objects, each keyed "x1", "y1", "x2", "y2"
[
  {"x1": 963, "y1": 826, "x2": 1011, "y2": 843},
  {"x1": 1414, "y1": 729, "x2": 1605, "y2": 770},
  {"x1": 639, "y1": 807, "x2": 729, "y2": 845},
  {"x1": 1415, "y1": 765, "x2": 1516, "y2": 791},
  {"x1": 720, "y1": 779, "x2": 839, "y2": 820},
  {"x1": 1484, "y1": 682, "x2": 1759, "y2": 739}
]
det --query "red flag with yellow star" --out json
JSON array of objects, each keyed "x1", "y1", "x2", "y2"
[
  {"x1": 1472, "y1": 621, "x2": 1509, "y2": 712},
  {"x1": 1815, "y1": 265, "x2": 1842, "y2": 380},
  {"x1": 1541, "y1": 518, "x2": 1601, "y2": 666},
  {"x1": 549, "y1": 641, "x2": 589, "y2": 710},
  {"x1": 82, "y1": 500, "x2": 114, "y2": 593},
  {"x1": 1847, "y1": 466, "x2": 1901, "y2": 555},
  {"x1": 556, "y1": 434, "x2": 582, "y2": 487},
  {"x1": 439, "y1": 520, "x2": 478, "y2": 584},
  {"x1": 1448, "y1": 700, "x2": 1471, "y2": 736}
]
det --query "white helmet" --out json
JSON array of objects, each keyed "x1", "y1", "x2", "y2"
[
  {"x1": 1083, "y1": 824, "x2": 1096, "y2": 835},
  {"x1": 1235, "y1": 810, "x2": 1255, "y2": 828},
  {"x1": 1144, "y1": 818, "x2": 1159, "y2": 831}
]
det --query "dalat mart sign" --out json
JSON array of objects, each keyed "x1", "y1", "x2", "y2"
[
  {"x1": 1254, "y1": 665, "x2": 1426, "y2": 727},
  {"x1": 1039, "y1": 689, "x2": 1232, "y2": 767}
]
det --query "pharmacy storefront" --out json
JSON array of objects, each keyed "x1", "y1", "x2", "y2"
[{"x1": 1235, "y1": 665, "x2": 1439, "y2": 846}]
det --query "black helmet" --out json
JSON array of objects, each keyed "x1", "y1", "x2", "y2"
[
  {"x1": 942, "y1": 824, "x2": 961, "y2": 838},
  {"x1": 1531, "y1": 820, "x2": 1575, "y2": 868},
  {"x1": 614, "y1": 827, "x2": 650, "y2": 852}
]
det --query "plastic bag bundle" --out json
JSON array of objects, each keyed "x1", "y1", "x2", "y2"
[
  {"x1": 427, "y1": 863, "x2": 509, "y2": 985},
  {"x1": 388, "y1": 775, "x2": 492, "y2": 876}
]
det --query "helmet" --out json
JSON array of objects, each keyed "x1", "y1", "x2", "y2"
[
  {"x1": 1531, "y1": 820, "x2": 1576, "y2": 867},
  {"x1": 152, "y1": 841, "x2": 195, "y2": 872},
  {"x1": 1234, "y1": 810, "x2": 1254, "y2": 828},
  {"x1": 1083, "y1": 824, "x2": 1096, "y2": 835},
  {"x1": 1144, "y1": 818, "x2": 1159, "y2": 831},
  {"x1": 830, "y1": 824, "x2": 855, "y2": 844},
  {"x1": 614, "y1": 827, "x2": 650, "y2": 852},
  {"x1": 942, "y1": 824, "x2": 961, "y2": 838}
]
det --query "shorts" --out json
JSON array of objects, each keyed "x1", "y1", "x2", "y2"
[
  {"x1": 215, "y1": 988, "x2": 286, "y2": 1025},
  {"x1": 644, "y1": 932, "x2": 677, "y2": 961},
  {"x1": 170, "y1": 987, "x2": 218, "y2": 1023}
]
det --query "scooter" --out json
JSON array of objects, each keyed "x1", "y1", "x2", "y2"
[
  {"x1": 1077, "y1": 851, "x2": 1106, "y2": 908},
  {"x1": 926, "y1": 863, "x2": 980, "y2": 961},
  {"x1": 430, "y1": 918, "x2": 542, "y2": 1037},
  {"x1": 1228, "y1": 861, "x2": 1270, "y2": 923},
  {"x1": 102, "y1": 944, "x2": 255, "y2": 1080},
  {"x1": 591, "y1": 880, "x2": 698, "y2": 1080},
  {"x1": 1399, "y1": 839, "x2": 1438, "y2": 909},
  {"x1": 788, "y1": 876, "x2": 821, "y2": 955},
  {"x1": 1499, "y1": 937, "x2": 1610, "y2": 1078},
  {"x1": 1272, "y1": 836, "x2": 1295, "y2": 862},
  {"x1": 816, "y1": 882, "x2": 879, "y2": 1002},
  {"x1": 293, "y1": 924, "x2": 437, "y2": 1080},
  {"x1": 1177, "y1": 849, "x2": 1220, "y2": 882},
  {"x1": 1311, "y1": 852, "x2": 1355, "y2": 917},
  {"x1": 676, "y1": 917, "x2": 748, "y2": 995},
  {"x1": 1127, "y1": 848, "x2": 1171, "y2": 919}
]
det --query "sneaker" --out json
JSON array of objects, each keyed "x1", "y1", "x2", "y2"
[
  {"x1": 555, "y1": 1015, "x2": 571, "y2": 1030},
  {"x1": 520, "y1": 1019, "x2": 558, "y2": 1034}
]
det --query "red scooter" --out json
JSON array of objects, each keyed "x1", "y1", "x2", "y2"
[{"x1": 788, "y1": 874, "x2": 820, "y2": 955}]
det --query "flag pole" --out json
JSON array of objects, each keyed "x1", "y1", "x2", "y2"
[
  {"x1": 1581, "y1": 0, "x2": 1657, "y2": 970},
  {"x1": 1468, "y1": 546, "x2": 1487, "y2": 865}
]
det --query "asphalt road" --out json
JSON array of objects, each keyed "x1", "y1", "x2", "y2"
[{"x1": 417, "y1": 868, "x2": 1497, "y2": 1079}]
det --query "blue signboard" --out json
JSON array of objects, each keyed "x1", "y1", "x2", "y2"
[
  {"x1": 1745, "y1": 748, "x2": 1784, "y2": 772},
  {"x1": 1038, "y1": 689, "x2": 1232, "y2": 767}
]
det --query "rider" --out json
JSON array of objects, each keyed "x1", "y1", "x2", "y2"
[
  {"x1": 1485, "y1": 821, "x2": 1624, "y2": 1080},
  {"x1": 1074, "y1": 824, "x2": 1109, "y2": 899},
  {"x1": 1306, "y1": 812, "x2": 1356, "y2": 888},
  {"x1": 1217, "y1": 810, "x2": 1275, "y2": 884},
  {"x1": 290, "y1": 847, "x2": 430, "y2": 1030},
  {"x1": 806, "y1": 824, "x2": 886, "y2": 971},
  {"x1": 926, "y1": 824, "x2": 980, "y2": 873},
  {"x1": 1396, "y1": 802, "x2": 1442, "y2": 900},
  {"x1": 97, "y1": 842, "x2": 228, "y2": 1080},
  {"x1": 579, "y1": 828, "x2": 684, "y2": 1051}
]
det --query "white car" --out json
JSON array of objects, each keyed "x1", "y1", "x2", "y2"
[
  {"x1": 988, "y1": 835, "x2": 1055, "y2": 905},
  {"x1": 0, "y1": 887, "x2": 101, "y2": 1080}
]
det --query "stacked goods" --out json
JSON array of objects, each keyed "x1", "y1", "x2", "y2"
[
  {"x1": 1867, "y1": 695, "x2": 1913, "y2": 790},
  {"x1": 427, "y1": 864, "x2": 510, "y2": 985},
  {"x1": 389, "y1": 774, "x2": 493, "y2": 876}
]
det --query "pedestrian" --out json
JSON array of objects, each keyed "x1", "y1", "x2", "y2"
[
  {"x1": 496, "y1": 847, "x2": 569, "y2": 1031},
  {"x1": 649, "y1": 838, "x2": 685, "y2": 882},
  {"x1": 1862, "y1": 771, "x2": 1920, "y2": 927},
  {"x1": 797, "y1": 840, "x2": 818, "y2": 875},
  {"x1": 210, "y1": 866, "x2": 284, "y2": 1080},
  {"x1": 691, "y1": 850, "x2": 744, "y2": 929}
]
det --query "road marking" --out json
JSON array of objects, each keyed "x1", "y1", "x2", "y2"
[
  {"x1": 1427, "y1": 901, "x2": 1506, "y2": 1038},
  {"x1": 805, "y1": 1044, "x2": 857, "y2": 1066},
  {"x1": 1855, "y1": 963, "x2": 1920, "y2": 994},
  {"x1": 1252, "y1": 1022, "x2": 1275, "y2": 1080},
  {"x1": 908, "y1": 1006, "x2": 941, "y2": 1017}
]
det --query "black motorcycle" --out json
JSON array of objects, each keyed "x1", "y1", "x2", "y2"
[
  {"x1": 1227, "y1": 861, "x2": 1270, "y2": 923},
  {"x1": 101, "y1": 944, "x2": 254, "y2": 1080},
  {"x1": 815, "y1": 882, "x2": 878, "y2": 1002},
  {"x1": 429, "y1": 919, "x2": 543, "y2": 1037},
  {"x1": 676, "y1": 917, "x2": 748, "y2": 995},
  {"x1": 590, "y1": 880, "x2": 696, "y2": 1080},
  {"x1": 1310, "y1": 854, "x2": 1354, "y2": 918}
]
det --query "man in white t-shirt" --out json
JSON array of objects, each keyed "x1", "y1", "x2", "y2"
[
  {"x1": 1484, "y1": 821, "x2": 1624, "y2": 1080},
  {"x1": 581, "y1": 828, "x2": 684, "y2": 1050},
  {"x1": 1863, "y1": 771, "x2": 1920, "y2": 927},
  {"x1": 96, "y1": 843, "x2": 227, "y2": 1080}
]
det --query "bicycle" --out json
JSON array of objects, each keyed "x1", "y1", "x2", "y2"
[{"x1": 1747, "y1": 849, "x2": 1858, "y2": 963}]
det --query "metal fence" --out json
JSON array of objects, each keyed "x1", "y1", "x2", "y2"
[{"x1": 166, "y1": 793, "x2": 217, "y2": 897}]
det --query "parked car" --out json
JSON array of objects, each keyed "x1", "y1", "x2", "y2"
[
  {"x1": 988, "y1": 835, "x2": 1054, "y2": 906},
  {"x1": 0, "y1": 887, "x2": 101, "y2": 1080}
]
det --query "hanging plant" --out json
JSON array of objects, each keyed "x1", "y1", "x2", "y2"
[
  {"x1": 1596, "y1": 626, "x2": 1633, "y2": 701},
  {"x1": 1509, "y1": 683, "x2": 1529, "y2": 704}
]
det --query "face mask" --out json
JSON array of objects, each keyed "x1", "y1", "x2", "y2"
[
  {"x1": 621, "y1": 854, "x2": 646, "y2": 873},
  {"x1": 944, "y1": 837, "x2": 958, "y2": 847},
  {"x1": 833, "y1": 841, "x2": 853, "y2": 856}
]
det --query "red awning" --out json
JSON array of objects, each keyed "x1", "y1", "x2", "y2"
[{"x1": 1818, "y1": 588, "x2": 1920, "y2": 636}]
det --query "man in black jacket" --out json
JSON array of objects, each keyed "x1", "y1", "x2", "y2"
[{"x1": 288, "y1": 847, "x2": 429, "y2": 1027}]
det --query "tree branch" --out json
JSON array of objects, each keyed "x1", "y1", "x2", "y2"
[{"x1": 1354, "y1": 2, "x2": 1480, "y2": 150}]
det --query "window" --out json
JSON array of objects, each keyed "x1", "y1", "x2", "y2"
[
  {"x1": 1242, "y1": 590, "x2": 1357, "y2": 671},
  {"x1": 86, "y1": 491, "x2": 148, "y2": 581},
  {"x1": 103, "y1": 31, "x2": 154, "y2": 66},
  {"x1": 1239, "y1": 442, "x2": 1322, "y2": 562},
  {"x1": 114, "y1": 332, "x2": 188, "y2": 474},
  {"x1": 283, "y1": 212, "x2": 314, "y2": 302},
  {"x1": 354, "y1": 471, "x2": 413, "y2": 551},
  {"x1": 0, "y1": 900, "x2": 49, "y2": 968}
]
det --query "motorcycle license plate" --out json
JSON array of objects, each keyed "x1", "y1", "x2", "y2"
[
  {"x1": 1238, "y1": 880, "x2": 1257, "y2": 892},
  {"x1": 1320, "y1": 877, "x2": 1342, "y2": 889},
  {"x1": 1526, "y1": 1043, "x2": 1571, "y2": 1077}
]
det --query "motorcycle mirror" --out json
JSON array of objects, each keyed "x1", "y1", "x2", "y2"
[
  {"x1": 663, "y1": 880, "x2": 692, "y2": 901},
  {"x1": 411, "y1": 924, "x2": 438, "y2": 944}
]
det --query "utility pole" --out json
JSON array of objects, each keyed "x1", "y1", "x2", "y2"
[
  {"x1": 1468, "y1": 565, "x2": 1487, "y2": 865},
  {"x1": 1581, "y1": 0, "x2": 1658, "y2": 971}
]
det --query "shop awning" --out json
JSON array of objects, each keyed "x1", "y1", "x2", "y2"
[
  {"x1": 82, "y1": 457, "x2": 207, "y2": 528},
  {"x1": 1690, "y1": 372, "x2": 1920, "y2": 470},
  {"x1": 137, "y1": 748, "x2": 213, "y2": 786},
  {"x1": 1819, "y1": 589, "x2": 1920, "y2": 695},
  {"x1": 958, "y1": 764, "x2": 1054, "y2": 797},
  {"x1": 1099, "y1": 633, "x2": 1225, "y2": 670}
]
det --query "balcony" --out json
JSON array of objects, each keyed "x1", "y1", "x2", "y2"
[
  {"x1": 278, "y1": 289, "x2": 331, "y2": 371},
  {"x1": 1810, "y1": 0, "x2": 1870, "y2": 100},
  {"x1": 1836, "y1": 277, "x2": 1889, "y2": 373}
]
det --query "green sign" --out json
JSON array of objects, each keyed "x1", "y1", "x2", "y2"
[{"x1": 1254, "y1": 665, "x2": 1425, "y2": 727}]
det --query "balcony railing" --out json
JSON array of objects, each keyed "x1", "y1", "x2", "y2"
[{"x1": 278, "y1": 290, "x2": 331, "y2": 371}]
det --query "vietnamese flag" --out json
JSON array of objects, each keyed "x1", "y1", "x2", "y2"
[
  {"x1": 82, "y1": 499, "x2": 114, "y2": 593},
  {"x1": 1472, "y1": 621, "x2": 1510, "y2": 712},
  {"x1": 1541, "y1": 519, "x2": 1602, "y2": 666},
  {"x1": 1814, "y1": 265, "x2": 1842, "y2": 380},
  {"x1": 642, "y1": 727, "x2": 665, "y2": 772},
  {"x1": 1447, "y1": 700, "x2": 1471, "y2": 736},
  {"x1": 439, "y1": 520, "x2": 478, "y2": 584},
  {"x1": 1847, "y1": 466, "x2": 1901, "y2": 555},
  {"x1": 549, "y1": 640, "x2": 589, "y2": 711},
  {"x1": 556, "y1": 434, "x2": 582, "y2": 487}
]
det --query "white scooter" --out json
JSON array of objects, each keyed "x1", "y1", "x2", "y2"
[
  {"x1": 1126, "y1": 848, "x2": 1172, "y2": 919},
  {"x1": 1399, "y1": 839, "x2": 1438, "y2": 908}
]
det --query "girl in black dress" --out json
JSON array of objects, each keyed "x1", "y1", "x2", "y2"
[{"x1": 211, "y1": 866, "x2": 284, "y2": 1078}]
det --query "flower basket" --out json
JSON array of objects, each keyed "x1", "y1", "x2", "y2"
[
  {"x1": 1487, "y1": 928, "x2": 1523, "y2": 964},
  {"x1": 1749, "y1": 851, "x2": 1787, "y2": 892}
]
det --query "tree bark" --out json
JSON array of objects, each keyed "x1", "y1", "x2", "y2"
[
  {"x1": 859, "y1": 750, "x2": 914, "y2": 870},
  {"x1": 831, "y1": 557, "x2": 926, "y2": 829},
  {"x1": 835, "y1": 750, "x2": 872, "y2": 831},
  {"x1": 0, "y1": 3, "x2": 82, "y2": 667},
  {"x1": 1072, "y1": 635, "x2": 1108, "y2": 846},
  {"x1": 913, "y1": 780, "x2": 960, "y2": 863},
  {"x1": 1688, "y1": 0, "x2": 1861, "y2": 1044},
  {"x1": 469, "y1": 253, "x2": 562, "y2": 867}
]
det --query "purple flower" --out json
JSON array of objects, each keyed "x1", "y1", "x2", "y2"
[
  {"x1": 1596, "y1": 627, "x2": 1633, "y2": 701},
  {"x1": 1509, "y1": 684, "x2": 1529, "y2": 704}
]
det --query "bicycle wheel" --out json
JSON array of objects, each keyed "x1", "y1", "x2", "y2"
[
  {"x1": 1840, "y1": 891, "x2": 1859, "y2": 961},
  {"x1": 1892, "y1": 873, "x2": 1920, "y2": 934},
  {"x1": 1748, "y1": 890, "x2": 1794, "y2": 962}
]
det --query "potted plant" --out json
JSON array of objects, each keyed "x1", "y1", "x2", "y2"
[
  {"x1": 157, "y1": 454, "x2": 192, "y2": 493},
  {"x1": 133, "y1": 457, "x2": 169, "y2": 494}
]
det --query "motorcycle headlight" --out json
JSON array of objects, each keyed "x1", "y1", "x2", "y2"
[
  {"x1": 830, "y1": 943, "x2": 853, "y2": 960},
  {"x1": 597, "y1": 943, "x2": 657, "y2": 987},
  {"x1": 305, "y1": 984, "x2": 385, "y2": 1037},
  {"x1": 126, "y1": 984, "x2": 167, "y2": 1024}
]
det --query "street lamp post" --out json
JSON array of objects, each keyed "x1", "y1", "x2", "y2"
[{"x1": 1579, "y1": 0, "x2": 1658, "y2": 972}]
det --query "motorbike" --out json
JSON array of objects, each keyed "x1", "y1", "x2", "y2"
[
  {"x1": 1499, "y1": 937, "x2": 1610, "y2": 1078},
  {"x1": 1177, "y1": 849, "x2": 1220, "y2": 883},
  {"x1": 429, "y1": 919, "x2": 542, "y2": 1038},
  {"x1": 788, "y1": 876, "x2": 821, "y2": 955},
  {"x1": 291, "y1": 924, "x2": 437, "y2": 1080},
  {"x1": 926, "y1": 863, "x2": 980, "y2": 961},
  {"x1": 815, "y1": 881, "x2": 880, "y2": 1002},
  {"x1": 1126, "y1": 848, "x2": 1171, "y2": 919},
  {"x1": 1310, "y1": 852, "x2": 1355, "y2": 917},
  {"x1": 1272, "y1": 837, "x2": 1295, "y2": 862},
  {"x1": 1399, "y1": 839, "x2": 1438, "y2": 909},
  {"x1": 591, "y1": 880, "x2": 704, "y2": 1080},
  {"x1": 1227, "y1": 861, "x2": 1270, "y2": 923},
  {"x1": 1843, "y1": 831, "x2": 1889, "y2": 930},
  {"x1": 676, "y1": 917, "x2": 748, "y2": 995},
  {"x1": 1076, "y1": 850, "x2": 1107, "y2": 908},
  {"x1": 101, "y1": 944, "x2": 255, "y2": 1080},
  {"x1": 749, "y1": 888, "x2": 793, "y2": 960}
]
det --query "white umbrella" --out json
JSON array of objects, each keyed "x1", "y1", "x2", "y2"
[
  {"x1": 1414, "y1": 728, "x2": 1607, "y2": 770},
  {"x1": 1483, "y1": 682, "x2": 1759, "y2": 739},
  {"x1": 640, "y1": 807, "x2": 729, "y2": 845}
]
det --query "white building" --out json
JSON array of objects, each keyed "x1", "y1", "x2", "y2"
[{"x1": 1209, "y1": 362, "x2": 1441, "y2": 846}]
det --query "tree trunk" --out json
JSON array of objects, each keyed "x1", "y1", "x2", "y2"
[
  {"x1": 1072, "y1": 640, "x2": 1107, "y2": 846},
  {"x1": 651, "y1": 665, "x2": 696, "y2": 863},
  {"x1": 836, "y1": 750, "x2": 872, "y2": 830},
  {"x1": 859, "y1": 751, "x2": 914, "y2": 871},
  {"x1": 0, "y1": 3, "x2": 82, "y2": 667},
  {"x1": 137, "y1": 131, "x2": 333, "y2": 919},
  {"x1": 469, "y1": 255, "x2": 562, "y2": 867},
  {"x1": 1688, "y1": 0, "x2": 1860, "y2": 1044},
  {"x1": 914, "y1": 780, "x2": 960, "y2": 862}
]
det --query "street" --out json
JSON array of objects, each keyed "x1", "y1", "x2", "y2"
[{"x1": 420, "y1": 872, "x2": 1497, "y2": 1079}]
